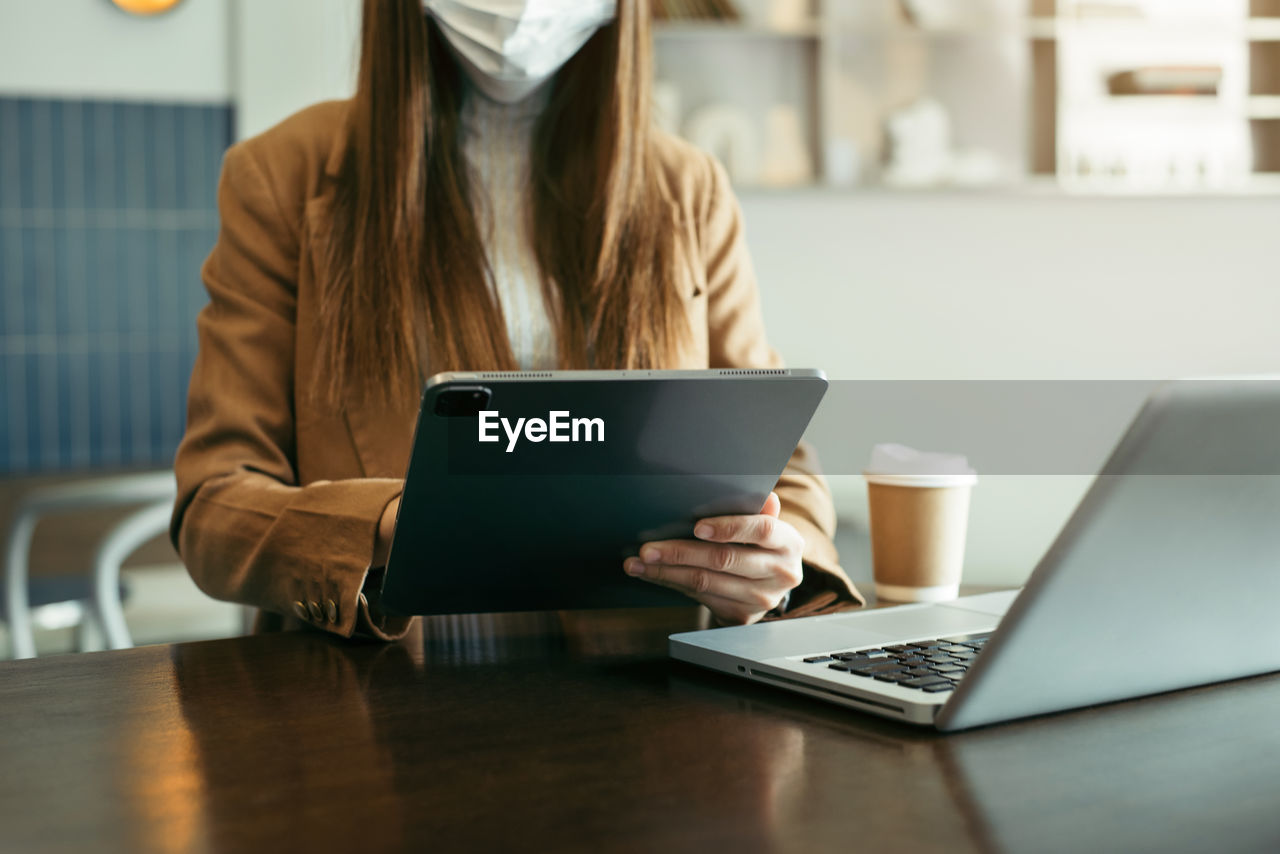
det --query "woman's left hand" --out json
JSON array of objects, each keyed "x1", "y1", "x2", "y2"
[{"x1": 623, "y1": 492, "x2": 803, "y2": 625}]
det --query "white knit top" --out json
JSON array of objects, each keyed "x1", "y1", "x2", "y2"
[{"x1": 459, "y1": 84, "x2": 558, "y2": 370}]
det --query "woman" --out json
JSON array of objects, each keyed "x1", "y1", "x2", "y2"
[{"x1": 170, "y1": 0, "x2": 862, "y2": 640}]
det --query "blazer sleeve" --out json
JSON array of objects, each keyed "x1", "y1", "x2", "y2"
[
  {"x1": 697, "y1": 154, "x2": 865, "y2": 608},
  {"x1": 170, "y1": 141, "x2": 412, "y2": 641}
]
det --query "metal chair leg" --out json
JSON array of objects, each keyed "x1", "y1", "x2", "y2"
[
  {"x1": 75, "y1": 604, "x2": 102, "y2": 653},
  {"x1": 91, "y1": 500, "x2": 173, "y2": 651},
  {"x1": 4, "y1": 511, "x2": 39, "y2": 660},
  {"x1": 3, "y1": 472, "x2": 175, "y2": 659}
]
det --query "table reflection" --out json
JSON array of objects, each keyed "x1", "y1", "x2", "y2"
[
  {"x1": 665, "y1": 659, "x2": 1280, "y2": 854},
  {"x1": 172, "y1": 636, "x2": 415, "y2": 851},
  {"x1": 169, "y1": 610, "x2": 1280, "y2": 854}
]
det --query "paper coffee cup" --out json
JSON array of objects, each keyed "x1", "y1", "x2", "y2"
[{"x1": 864, "y1": 472, "x2": 976, "y2": 603}]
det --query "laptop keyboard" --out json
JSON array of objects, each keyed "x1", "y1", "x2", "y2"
[{"x1": 800, "y1": 632, "x2": 992, "y2": 694}]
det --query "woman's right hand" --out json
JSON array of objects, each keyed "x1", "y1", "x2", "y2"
[{"x1": 372, "y1": 496, "x2": 401, "y2": 567}]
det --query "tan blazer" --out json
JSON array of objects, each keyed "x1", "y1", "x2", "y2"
[{"x1": 171, "y1": 100, "x2": 862, "y2": 640}]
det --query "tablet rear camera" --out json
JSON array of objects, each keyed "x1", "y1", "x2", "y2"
[{"x1": 434, "y1": 386, "x2": 492, "y2": 417}]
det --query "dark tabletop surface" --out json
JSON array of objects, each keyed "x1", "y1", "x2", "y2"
[{"x1": 2, "y1": 600, "x2": 1279, "y2": 854}]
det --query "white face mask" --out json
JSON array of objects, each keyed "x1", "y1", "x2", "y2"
[{"x1": 423, "y1": 0, "x2": 617, "y2": 103}]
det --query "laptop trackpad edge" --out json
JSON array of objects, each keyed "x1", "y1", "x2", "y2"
[{"x1": 677, "y1": 604, "x2": 999, "y2": 660}]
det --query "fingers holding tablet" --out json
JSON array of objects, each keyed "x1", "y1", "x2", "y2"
[
  {"x1": 693, "y1": 492, "x2": 795, "y2": 552},
  {"x1": 624, "y1": 492, "x2": 804, "y2": 625}
]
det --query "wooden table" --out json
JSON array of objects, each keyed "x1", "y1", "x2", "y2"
[{"x1": 2, "y1": 605, "x2": 1278, "y2": 854}]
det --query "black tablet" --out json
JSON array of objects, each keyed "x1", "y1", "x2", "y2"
[{"x1": 380, "y1": 369, "x2": 828, "y2": 615}]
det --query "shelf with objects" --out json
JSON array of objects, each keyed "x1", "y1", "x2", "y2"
[
  {"x1": 649, "y1": 0, "x2": 1280, "y2": 195},
  {"x1": 1040, "y1": 0, "x2": 1280, "y2": 194},
  {"x1": 651, "y1": 0, "x2": 826, "y2": 191}
]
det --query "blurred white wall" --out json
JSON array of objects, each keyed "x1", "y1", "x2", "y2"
[
  {"x1": 0, "y1": 0, "x2": 358, "y2": 140},
  {"x1": 743, "y1": 189, "x2": 1280, "y2": 583},
  {"x1": 231, "y1": 0, "x2": 360, "y2": 141},
  {"x1": 745, "y1": 190, "x2": 1280, "y2": 381},
  {"x1": 0, "y1": 0, "x2": 231, "y2": 102}
]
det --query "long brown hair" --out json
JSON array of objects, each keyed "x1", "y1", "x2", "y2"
[{"x1": 316, "y1": 0, "x2": 686, "y2": 406}]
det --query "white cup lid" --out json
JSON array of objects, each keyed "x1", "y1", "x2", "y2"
[{"x1": 863, "y1": 472, "x2": 978, "y2": 488}]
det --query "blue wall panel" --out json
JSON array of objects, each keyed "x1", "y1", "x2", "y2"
[{"x1": 0, "y1": 97, "x2": 231, "y2": 474}]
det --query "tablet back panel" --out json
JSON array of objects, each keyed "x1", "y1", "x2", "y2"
[{"x1": 382, "y1": 370, "x2": 827, "y2": 615}]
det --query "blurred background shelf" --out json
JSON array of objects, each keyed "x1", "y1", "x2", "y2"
[
  {"x1": 652, "y1": 0, "x2": 1280, "y2": 195},
  {"x1": 1249, "y1": 94, "x2": 1280, "y2": 116},
  {"x1": 1027, "y1": 17, "x2": 1280, "y2": 40},
  {"x1": 653, "y1": 20, "x2": 822, "y2": 38}
]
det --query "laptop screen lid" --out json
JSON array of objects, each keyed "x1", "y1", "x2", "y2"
[{"x1": 937, "y1": 378, "x2": 1280, "y2": 730}]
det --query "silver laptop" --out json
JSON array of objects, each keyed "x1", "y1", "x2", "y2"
[{"x1": 670, "y1": 378, "x2": 1280, "y2": 731}]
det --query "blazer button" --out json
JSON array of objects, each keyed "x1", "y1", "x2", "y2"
[
  {"x1": 292, "y1": 601, "x2": 309, "y2": 621},
  {"x1": 308, "y1": 601, "x2": 324, "y2": 622},
  {"x1": 325, "y1": 599, "x2": 338, "y2": 623}
]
